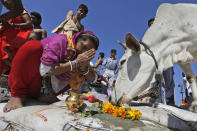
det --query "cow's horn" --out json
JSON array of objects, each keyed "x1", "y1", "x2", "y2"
[{"x1": 117, "y1": 40, "x2": 127, "y2": 50}]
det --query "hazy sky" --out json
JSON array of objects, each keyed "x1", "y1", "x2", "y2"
[{"x1": 2, "y1": 0, "x2": 197, "y2": 105}]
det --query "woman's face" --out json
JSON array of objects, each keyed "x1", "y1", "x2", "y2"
[
  {"x1": 76, "y1": 39, "x2": 96, "y2": 54},
  {"x1": 2, "y1": 0, "x2": 15, "y2": 10}
]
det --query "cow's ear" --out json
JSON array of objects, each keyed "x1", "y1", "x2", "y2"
[{"x1": 125, "y1": 33, "x2": 141, "y2": 52}]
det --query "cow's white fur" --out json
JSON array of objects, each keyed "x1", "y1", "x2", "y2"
[{"x1": 111, "y1": 3, "x2": 197, "y2": 111}]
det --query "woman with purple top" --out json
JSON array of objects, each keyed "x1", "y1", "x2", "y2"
[{"x1": 3, "y1": 30, "x2": 99, "y2": 112}]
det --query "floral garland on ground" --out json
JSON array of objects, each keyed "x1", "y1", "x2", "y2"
[{"x1": 102, "y1": 102, "x2": 142, "y2": 120}]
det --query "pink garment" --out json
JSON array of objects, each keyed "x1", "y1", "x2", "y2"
[{"x1": 40, "y1": 30, "x2": 97, "y2": 81}]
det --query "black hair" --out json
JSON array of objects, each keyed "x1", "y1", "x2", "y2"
[
  {"x1": 78, "y1": 4, "x2": 88, "y2": 14},
  {"x1": 111, "y1": 49, "x2": 117, "y2": 53},
  {"x1": 31, "y1": 11, "x2": 42, "y2": 25},
  {"x1": 75, "y1": 34, "x2": 99, "y2": 50},
  {"x1": 148, "y1": 18, "x2": 155, "y2": 27},
  {"x1": 99, "y1": 52, "x2": 105, "y2": 58}
]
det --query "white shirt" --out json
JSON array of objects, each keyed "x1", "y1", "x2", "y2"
[{"x1": 40, "y1": 63, "x2": 68, "y2": 94}]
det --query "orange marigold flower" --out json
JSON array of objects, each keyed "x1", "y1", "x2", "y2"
[
  {"x1": 107, "y1": 108, "x2": 113, "y2": 114},
  {"x1": 102, "y1": 102, "x2": 142, "y2": 120},
  {"x1": 112, "y1": 105, "x2": 119, "y2": 110},
  {"x1": 120, "y1": 113, "x2": 126, "y2": 119},
  {"x1": 128, "y1": 110, "x2": 136, "y2": 120},
  {"x1": 102, "y1": 102, "x2": 113, "y2": 113},
  {"x1": 135, "y1": 110, "x2": 142, "y2": 119},
  {"x1": 119, "y1": 107, "x2": 126, "y2": 112},
  {"x1": 120, "y1": 111, "x2": 126, "y2": 119},
  {"x1": 112, "y1": 108, "x2": 119, "y2": 117}
]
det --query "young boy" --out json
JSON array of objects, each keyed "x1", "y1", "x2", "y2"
[
  {"x1": 102, "y1": 49, "x2": 119, "y2": 95},
  {"x1": 28, "y1": 11, "x2": 47, "y2": 41},
  {"x1": 92, "y1": 52, "x2": 105, "y2": 74},
  {"x1": 52, "y1": 4, "x2": 88, "y2": 36}
]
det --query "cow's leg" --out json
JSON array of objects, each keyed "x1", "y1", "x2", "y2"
[{"x1": 178, "y1": 63, "x2": 197, "y2": 112}]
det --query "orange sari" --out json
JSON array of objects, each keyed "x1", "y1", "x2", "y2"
[{"x1": 0, "y1": 13, "x2": 32, "y2": 74}]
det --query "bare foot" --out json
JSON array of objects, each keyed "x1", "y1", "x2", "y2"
[{"x1": 3, "y1": 97, "x2": 23, "y2": 113}]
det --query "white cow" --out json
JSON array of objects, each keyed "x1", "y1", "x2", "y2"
[{"x1": 111, "y1": 3, "x2": 197, "y2": 111}]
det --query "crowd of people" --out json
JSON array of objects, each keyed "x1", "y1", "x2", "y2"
[
  {"x1": 0, "y1": 0, "x2": 193, "y2": 113},
  {"x1": 0, "y1": 0, "x2": 99, "y2": 112}
]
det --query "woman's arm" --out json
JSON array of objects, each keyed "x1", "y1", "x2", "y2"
[
  {"x1": 51, "y1": 49, "x2": 96, "y2": 75},
  {"x1": 40, "y1": 49, "x2": 95, "y2": 77},
  {"x1": 50, "y1": 62, "x2": 71, "y2": 75},
  {"x1": 11, "y1": 13, "x2": 32, "y2": 29},
  {"x1": 41, "y1": 61, "x2": 97, "y2": 82}
]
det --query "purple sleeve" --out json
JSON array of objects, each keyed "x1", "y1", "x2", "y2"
[{"x1": 40, "y1": 34, "x2": 68, "y2": 66}]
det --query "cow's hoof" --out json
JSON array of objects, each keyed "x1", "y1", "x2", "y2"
[{"x1": 189, "y1": 101, "x2": 197, "y2": 112}]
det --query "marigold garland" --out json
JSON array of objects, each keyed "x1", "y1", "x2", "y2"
[{"x1": 102, "y1": 102, "x2": 142, "y2": 120}]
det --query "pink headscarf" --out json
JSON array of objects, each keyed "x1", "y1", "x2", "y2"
[{"x1": 40, "y1": 30, "x2": 98, "y2": 81}]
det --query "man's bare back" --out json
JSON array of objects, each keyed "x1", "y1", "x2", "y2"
[{"x1": 28, "y1": 11, "x2": 47, "y2": 41}]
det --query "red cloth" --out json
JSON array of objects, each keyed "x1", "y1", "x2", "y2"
[
  {"x1": 0, "y1": 15, "x2": 32, "y2": 74},
  {"x1": 8, "y1": 40, "x2": 71, "y2": 98},
  {"x1": 8, "y1": 40, "x2": 43, "y2": 98}
]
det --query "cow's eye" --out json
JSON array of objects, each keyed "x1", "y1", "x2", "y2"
[{"x1": 120, "y1": 59, "x2": 126, "y2": 65}]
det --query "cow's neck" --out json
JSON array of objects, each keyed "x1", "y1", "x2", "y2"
[{"x1": 142, "y1": 36, "x2": 196, "y2": 73}]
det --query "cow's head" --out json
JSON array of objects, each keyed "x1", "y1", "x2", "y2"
[
  {"x1": 111, "y1": 33, "x2": 157, "y2": 104},
  {"x1": 111, "y1": 3, "x2": 194, "y2": 104}
]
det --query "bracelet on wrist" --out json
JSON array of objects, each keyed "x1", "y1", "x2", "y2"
[
  {"x1": 83, "y1": 67, "x2": 89, "y2": 76},
  {"x1": 69, "y1": 61, "x2": 73, "y2": 71},
  {"x1": 75, "y1": 60, "x2": 79, "y2": 69},
  {"x1": 70, "y1": 60, "x2": 79, "y2": 71}
]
